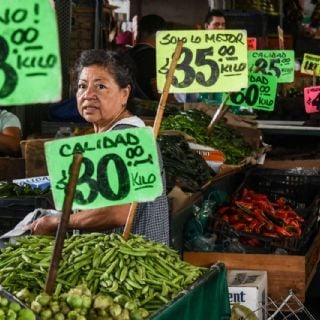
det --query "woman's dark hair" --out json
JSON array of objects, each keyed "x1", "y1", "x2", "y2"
[{"x1": 74, "y1": 49, "x2": 134, "y2": 94}]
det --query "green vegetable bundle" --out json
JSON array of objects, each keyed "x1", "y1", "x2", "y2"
[
  {"x1": 160, "y1": 109, "x2": 254, "y2": 164},
  {"x1": 0, "y1": 233, "x2": 206, "y2": 314},
  {"x1": 0, "y1": 181, "x2": 50, "y2": 198},
  {"x1": 158, "y1": 134, "x2": 215, "y2": 193}
]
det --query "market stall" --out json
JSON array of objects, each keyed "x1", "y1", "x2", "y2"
[{"x1": 2, "y1": 1, "x2": 320, "y2": 319}]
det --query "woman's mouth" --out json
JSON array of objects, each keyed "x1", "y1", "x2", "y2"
[{"x1": 83, "y1": 106, "x2": 99, "y2": 114}]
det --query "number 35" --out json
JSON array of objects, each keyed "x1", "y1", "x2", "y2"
[{"x1": 171, "y1": 47, "x2": 219, "y2": 88}]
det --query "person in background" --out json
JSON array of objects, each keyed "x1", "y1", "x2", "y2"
[
  {"x1": 197, "y1": 9, "x2": 227, "y2": 105},
  {"x1": 128, "y1": 14, "x2": 176, "y2": 102},
  {"x1": 0, "y1": 109, "x2": 22, "y2": 156},
  {"x1": 175, "y1": 9, "x2": 226, "y2": 104},
  {"x1": 27, "y1": 49, "x2": 170, "y2": 245},
  {"x1": 204, "y1": 9, "x2": 226, "y2": 30}
]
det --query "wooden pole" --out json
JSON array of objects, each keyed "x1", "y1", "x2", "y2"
[
  {"x1": 153, "y1": 41, "x2": 184, "y2": 137},
  {"x1": 207, "y1": 93, "x2": 231, "y2": 133},
  {"x1": 277, "y1": 25, "x2": 284, "y2": 50},
  {"x1": 45, "y1": 153, "x2": 83, "y2": 295},
  {"x1": 122, "y1": 40, "x2": 183, "y2": 240}
]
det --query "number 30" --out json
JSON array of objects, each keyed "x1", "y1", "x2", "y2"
[{"x1": 74, "y1": 154, "x2": 130, "y2": 205}]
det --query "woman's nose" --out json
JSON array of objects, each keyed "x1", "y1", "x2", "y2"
[{"x1": 83, "y1": 85, "x2": 96, "y2": 99}]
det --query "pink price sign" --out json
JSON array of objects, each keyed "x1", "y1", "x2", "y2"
[
  {"x1": 247, "y1": 37, "x2": 257, "y2": 50},
  {"x1": 304, "y1": 85, "x2": 320, "y2": 113}
]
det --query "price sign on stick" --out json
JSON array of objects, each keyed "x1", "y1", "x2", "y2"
[
  {"x1": 304, "y1": 85, "x2": 320, "y2": 113},
  {"x1": 45, "y1": 127, "x2": 163, "y2": 210},
  {"x1": 247, "y1": 37, "x2": 257, "y2": 51},
  {"x1": 248, "y1": 50, "x2": 294, "y2": 83},
  {"x1": 156, "y1": 30, "x2": 248, "y2": 93},
  {"x1": 301, "y1": 53, "x2": 320, "y2": 76},
  {"x1": 223, "y1": 73, "x2": 277, "y2": 111},
  {"x1": 0, "y1": 0, "x2": 61, "y2": 105}
]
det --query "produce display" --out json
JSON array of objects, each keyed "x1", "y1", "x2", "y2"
[
  {"x1": 0, "y1": 181, "x2": 50, "y2": 198},
  {"x1": 14, "y1": 284, "x2": 148, "y2": 320},
  {"x1": 158, "y1": 134, "x2": 215, "y2": 193},
  {"x1": 0, "y1": 295, "x2": 35, "y2": 320},
  {"x1": 160, "y1": 109, "x2": 254, "y2": 165},
  {"x1": 0, "y1": 233, "x2": 206, "y2": 319},
  {"x1": 215, "y1": 188, "x2": 304, "y2": 246}
]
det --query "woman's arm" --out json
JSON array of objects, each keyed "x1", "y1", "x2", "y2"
[
  {"x1": 28, "y1": 203, "x2": 131, "y2": 235},
  {"x1": 0, "y1": 127, "x2": 21, "y2": 155}
]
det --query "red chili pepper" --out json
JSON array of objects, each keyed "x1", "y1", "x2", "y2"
[
  {"x1": 241, "y1": 238, "x2": 262, "y2": 246},
  {"x1": 274, "y1": 225, "x2": 294, "y2": 237},
  {"x1": 281, "y1": 218, "x2": 301, "y2": 229},
  {"x1": 221, "y1": 214, "x2": 229, "y2": 223},
  {"x1": 276, "y1": 197, "x2": 287, "y2": 207},
  {"x1": 274, "y1": 209, "x2": 289, "y2": 219},
  {"x1": 228, "y1": 214, "x2": 241, "y2": 224},
  {"x1": 234, "y1": 200, "x2": 253, "y2": 210},
  {"x1": 235, "y1": 208, "x2": 254, "y2": 222},
  {"x1": 232, "y1": 222, "x2": 248, "y2": 231},
  {"x1": 252, "y1": 209, "x2": 273, "y2": 229},
  {"x1": 262, "y1": 231, "x2": 279, "y2": 238}
]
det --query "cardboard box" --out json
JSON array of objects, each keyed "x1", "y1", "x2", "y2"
[{"x1": 228, "y1": 270, "x2": 267, "y2": 320}]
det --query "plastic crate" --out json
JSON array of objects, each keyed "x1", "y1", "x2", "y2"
[
  {"x1": 0, "y1": 194, "x2": 54, "y2": 235},
  {"x1": 150, "y1": 262, "x2": 230, "y2": 320},
  {"x1": 210, "y1": 167, "x2": 320, "y2": 254}
]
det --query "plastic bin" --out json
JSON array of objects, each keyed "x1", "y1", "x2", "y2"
[
  {"x1": 150, "y1": 262, "x2": 230, "y2": 320},
  {"x1": 0, "y1": 194, "x2": 54, "y2": 235},
  {"x1": 209, "y1": 167, "x2": 320, "y2": 254}
]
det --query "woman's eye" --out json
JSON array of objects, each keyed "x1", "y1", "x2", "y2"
[
  {"x1": 96, "y1": 84, "x2": 106, "y2": 89},
  {"x1": 78, "y1": 83, "x2": 86, "y2": 90}
]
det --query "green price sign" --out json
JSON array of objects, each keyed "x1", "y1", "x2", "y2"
[
  {"x1": 45, "y1": 127, "x2": 163, "y2": 211},
  {"x1": 156, "y1": 30, "x2": 248, "y2": 93},
  {"x1": 300, "y1": 53, "x2": 320, "y2": 76},
  {"x1": 0, "y1": 0, "x2": 61, "y2": 105},
  {"x1": 248, "y1": 50, "x2": 295, "y2": 83},
  {"x1": 223, "y1": 73, "x2": 277, "y2": 111}
]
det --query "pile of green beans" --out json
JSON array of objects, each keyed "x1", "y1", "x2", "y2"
[{"x1": 0, "y1": 233, "x2": 206, "y2": 313}]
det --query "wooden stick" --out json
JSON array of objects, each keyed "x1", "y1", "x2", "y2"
[
  {"x1": 45, "y1": 153, "x2": 83, "y2": 295},
  {"x1": 153, "y1": 41, "x2": 184, "y2": 137},
  {"x1": 122, "y1": 41, "x2": 183, "y2": 240},
  {"x1": 277, "y1": 25, "x2": 284, "y2": 50},
  {"x1": 207, "y1": 92, "x2": 231, "y2": 133}
]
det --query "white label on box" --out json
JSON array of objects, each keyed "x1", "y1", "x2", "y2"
[
  {"x1": 228, "y1": 270, "x2": 268, "y2": 320},
  {"x1": 13, "y1": 176, "x2": 50, "y2": 189}
]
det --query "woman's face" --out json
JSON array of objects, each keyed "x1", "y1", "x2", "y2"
[{"x1": 76, "y1": 64, "x2": 130, "y2": 128}]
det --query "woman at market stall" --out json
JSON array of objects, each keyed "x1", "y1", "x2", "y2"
[{"x1": 27, "y1": 49, "x2": 170, "y2": 245}]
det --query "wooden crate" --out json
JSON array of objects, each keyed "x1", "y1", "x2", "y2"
[
  {"x1": 20, "y1": 139, "x2": 51, "y2": 178},
  {"x1": 0, "y1": 157, "x2": 25, "y2": 180},
  {"x1": 183, "y1": 231, "x2": 320, "y2": 304}
]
